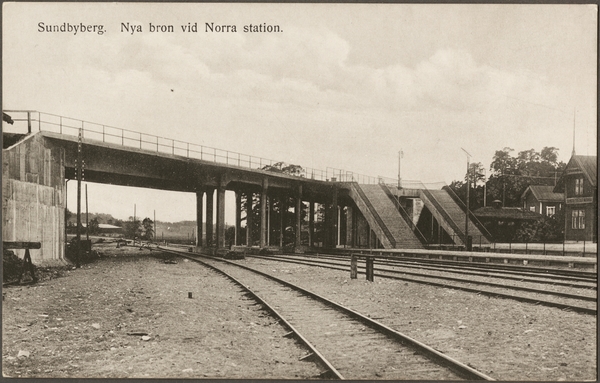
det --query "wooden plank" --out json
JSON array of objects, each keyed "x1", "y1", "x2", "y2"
[{"x1": 3, "y1": 241, "x2": 42, "y2": 249}]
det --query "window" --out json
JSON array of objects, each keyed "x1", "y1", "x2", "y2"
[
  {"x1": 529, "y1": 205, "x2": 536, "y2": 212},
  {"x1": 574, "y1": 178, "x2": 584, "y2": 195},
  {"x1": 571, "y1": 209, "x2": 586, "y2": 229},
  {"x1": 546, "y1": 206, "x2": 556, "y2": 217}
]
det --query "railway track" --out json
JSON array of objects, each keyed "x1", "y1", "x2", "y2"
[
  {"x1": 159, "y1": 247, "x2": 494, "y2": 381},
  {"x1": 246, "y1": 253, "x2": 597, "y2": 316},
  {"x1": 319, "y1": 252, "x2": 597, "y2": 281}
]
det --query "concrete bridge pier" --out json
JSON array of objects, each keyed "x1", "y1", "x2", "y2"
[
  {"x1": 345, "y1": 205, "x2": 354, "y2": 247},
  {"x1": 216, "y1": 186, "x2": 226, "y2": 248},
  {"x1": 260, "y1": 179, "x2": 268, "y2": 247},
  {"x1": 196, "y1": 189, "x2": 204, "y2": 247},
  {"x1": 205, "y1": 188, "x2": 214, "y2": 247},
  {"x1": 295, "y1": 185, "x2": 302, "y2": 248},
  {"x1": 245, "y1": 191, "x2": 253, "y2": 246},
  {"x1": 308, "y1": 199, "x2": 315, "y2": 248},
  {"x1": 331, "y1": 186, "x2": 339, "y2": 248},
  {"x1": 235, "y1": 191, "x2": 242, "y2": 246}
]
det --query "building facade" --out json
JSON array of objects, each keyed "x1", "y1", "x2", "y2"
[
  {"x1": 521, "y1": 185, "x2": 563, "y2": 217},
  {"x1": 553, "y1": 155, "x2": 597, "y2": 242}
]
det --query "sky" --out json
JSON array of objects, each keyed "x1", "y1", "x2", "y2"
[{"x1": 2, "y1": 3, "x2": 597, "y2": 223}]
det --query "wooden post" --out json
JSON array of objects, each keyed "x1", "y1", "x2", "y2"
[
  {"x1": 18, "y1": 249, "x2": 37, "y2": 283},
  {"x1": 350, "y1": 254, "x2": 358, "y2": 279},
  {"x1": 366, "y1": 257, "x2": 374, "y2": 282}
]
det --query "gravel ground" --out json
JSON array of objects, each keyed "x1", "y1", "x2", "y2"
[
  {"x1": 2, "y1": 246, "x2": 321, "y2": 379},
  {"x1": 3, "y1": 247, "x2": 596, "y2": 381},
  {"x1": 241, "y1": 256, "x2": 597, "y2": 381}
]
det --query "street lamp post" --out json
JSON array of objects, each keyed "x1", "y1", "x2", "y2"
[
  {"x1": 483, "y1": 168, "x2": 487, "y2": 207},
  {"x1": 461, "y1": 148, "x2": 472, "y2": 251},
  {"x1": 397, "y1": 149, "x2": 403, "y2": 189}
]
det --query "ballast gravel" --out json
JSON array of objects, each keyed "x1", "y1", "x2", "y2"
[{"x1": 3, "y1": 247, "x2": 596, "y2": 381}]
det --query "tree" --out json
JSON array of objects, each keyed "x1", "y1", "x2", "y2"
[
  {"x1": 485, "y1": 147, "x2": 566, "y2": 207},
  {"x1": 262, "y1": 162, "x2": 305, "y2": 177},
  {"x1": 540, "y1": 146, "x2": 559, "y2": 165},
  {"x1": 123, "y1": 218, "x2": 142, "y2": 239},
  {"x1": 514, "y1": 212, "x2": 564, "y2": 243},
  {"x1": 141, "y1": 218, "x2": 154, "y2": 240},
  {"x1": 88, "y1": 218, "x2": 100, "y2": 235}
]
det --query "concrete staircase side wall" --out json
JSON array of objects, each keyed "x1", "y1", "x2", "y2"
[
  {"x1": 359, "y1": 184, "x2": 423, "y2": 249},
  {"x1": 347, "y1": 184, "x2": 394, "y2": 248},
  {"x1": 2, "y1": 133, "x2": 66, "y2": 262}
]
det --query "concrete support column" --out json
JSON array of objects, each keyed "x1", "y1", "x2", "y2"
[
  {"x1": 205, "y1": 188, "x2": 214, "y2": 247},
  {"x1": 337, "y1": 206, "x2": 341, "y2": 247},
  {"x1": 308, "y1": 200, "x2": 315, "y2": 248},
  {"x1": 235, "y1": 191, "x2": 242, "y2": 246},
  {"x1": 295, "y1": 185, "x2": 302, "y2": 247},
  {"x1": 323, "y1": 202, "x2": 330, "y2": 249},
  {"x1": 246, "y1": 191, "x2": 253, "y2": 246},
  {"x1": 260, "y1": 179, "x2": 268, "y2": 247},
  {"x1": 331, "y1": 186, "x2": 338, "y2": 249},
  {"x1": 279, "y1": 195, "x2": 285, "y2": 247},
  {"x1": 196, "y1": 190, "x2": 204, "y2": 247},
  {"x1": 268, "y1": 196, "x2": 272, "y2": 246},
  {"x1": 346, "y1": 205, "x2": 353, "y2": 248},
  {"x1": 216, "y1": 187, "x2": 226, "y2": 249}
]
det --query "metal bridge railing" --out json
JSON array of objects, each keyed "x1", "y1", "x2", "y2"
[
  {"x1": 3, "y1": 110, "x2": 381, "y2": 183},
  {"x1": 2, "y1": 110, "x2": 454, "y2": 189}
]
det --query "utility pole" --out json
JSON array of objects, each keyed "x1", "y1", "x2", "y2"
[
  {"x1": 134, "y1": 204, "x2": 136, "y2": 244},
  {"x1": 397, "y1": 149, "x2": 403, "y2": 189},
  {"x1": 85, "y1": 184, "x2": 89, "y2": 241},
  {"x1": 75, "y1": 128, "x2": 83, "y2": 268},
  {"x1": 461, "y1": 148, "x2": 472, "y2": 251},
  {"x1": 154, "y1": 210, "x2": 156, "y2": 244},
  {"x1": 483, "y1": 168, "x2": 487, "y2": 207}
]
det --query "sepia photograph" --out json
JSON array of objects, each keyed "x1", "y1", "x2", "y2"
[{"x1": 2, "y1": 2, "x2": 597, "y2": 381}]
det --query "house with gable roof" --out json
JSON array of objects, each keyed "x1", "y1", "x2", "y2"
[
  {"x1": 553, "y1": 155, "x2": 597, "y2": 242},
  {"x1": 521, "y1": 185, "x2": 563, "y2": 218}
]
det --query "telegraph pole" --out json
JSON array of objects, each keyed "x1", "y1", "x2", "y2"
[
  {"x1": 75, "y1": 128, "x2": 83, "y2": 268},
  {"x1": 85, "y1": 184, "x2": 89, "y2": 241}
]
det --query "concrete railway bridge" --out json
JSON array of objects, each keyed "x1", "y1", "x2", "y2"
[{"x1": 2, "y1": 111, "x2": 491, "y2": 262}]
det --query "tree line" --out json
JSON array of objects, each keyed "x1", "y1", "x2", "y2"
[{"x1": 448, "y1": 146, "x2": 566, "y2": 242}]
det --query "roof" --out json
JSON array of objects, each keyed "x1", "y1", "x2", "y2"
[
  {"x1": 553, "y1": 155, "x2": 597, "y2": 192},
  {"x1": 574, "y1": 155, "x2": 597, "y2": 187},
  {"x1": 81, "y1": 223, "x2": 122, "y2": 229},
  {"x1": 473, "y1": 207, "x2": 543, "y2": 221},
  {"x1": 521, "y1": 185, "x2": 563, "y2": 203}
]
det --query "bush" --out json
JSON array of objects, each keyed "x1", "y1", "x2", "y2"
[{"x1": 3, "y1": 249, "x2": 24, "y2": 282}]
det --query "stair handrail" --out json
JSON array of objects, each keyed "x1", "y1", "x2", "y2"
[
  {"x1": 442, "y1": 185, "x2": 494, "y2": 241},
  {"x1": 419, "y1": 188, "x2": 467, "y2": 244},
  {"x1": 379, "y1": 184, "x2": 429, "y2": 245},
  {"x1": 350, "y1": 183, "x2": 397, "y2": 248}
]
